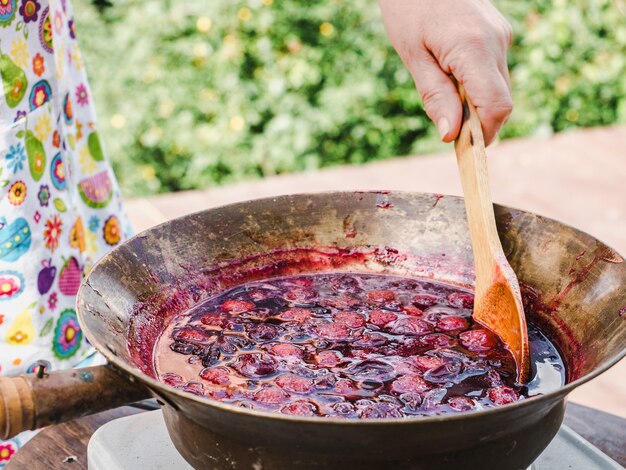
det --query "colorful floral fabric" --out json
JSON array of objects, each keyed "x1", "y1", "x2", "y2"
[{"x1": 0, "y1": 0, "x2": 129, "y2": 464}]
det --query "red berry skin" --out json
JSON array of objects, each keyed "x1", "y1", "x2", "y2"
[
  {"x1": 323, "y1": 296, "x2": 362, "y2": 310},
  {"x1": 388, "y1": 317, "x2": 432, "y2": 336},
  {"x1": 360, "y1": 403, "x2": 403, "y2": 419},
  {"x1": 402, "y1": 305, "x2": 424, "y2": 317},
  {"x1": 412, "y1": 294, "x2": 439, "y2": 308},
  {"x1": 459, "y1": 329, "x2": 499, "y2": 351},
  {"x1": 279, "y1": 308, "x2": 312, "y2": 322},
  {"x1": 199, "y1": 313, "x2": 226, "y2": 327},
  {"x1": 332, "y1": 402, "x2": 357, "y2": 417},
  {"x1": 350, "y1": 349, "x2": 369, "y2": 359},
  {"x1": 390, "y1": 375, "x2": 430, "y2": 394},
  {"x1": 354, "y1": 332, "x2": 387, "y2": 347},
  {"x1": 276, "y1": 374, "x2": 313, "y2": 394},
  {"x1": 254, "y1": 386, "x2": 290, "y2": 405},
  {"x1": 200, "y1": 367, "x2": 231, "y2": 385},
  {"x1": 411, "y1": 355, "x2": 445, "y2": 371},
  {"x1": 315, "y1": 322, "x2": 350, "y2": 341},
  {"x1": 249, "y1": 289, "x2": 272, "y2": 301},
  {"x1": 285, "y1": 276, "x2": 314, "y2": 287},
  {"x1": 448, "y1": 396, "x2": 475, "y2": 411},
  {"x1": 161, "y1": 373, "x2": 184, "y2": 387},
  {"x1": 369, "y1": 310, "x2": 398, "y2": 327},
  {"x1": 485, "y1": 370, "x2": 503, "y2": 387},
  {"x1": 315, "y1": 351, "x2": 342, "y2": 367},
  {"x1": 334, "y1": 311, "x2": 366, "y2": 328},
  {"x1": 366, "y1": 290, "x2": 396, "y2": 303},
  {"x1": 487, "y1": 386, "x2": 519, "y2": 405},
  {"x1": 335, "y1": 379, "x2": 359, "y2": 396},
  {"x1": 221, "y1": 299, "x2": 255, "y2": 314},
  {"x1": 248, "y1": 323, "x2": 282, "y2": 341},
  {"x1": 181, "y1": 381, "x2": 205, "y2": 396},
  {"x1": 172, "y1": 328, "x2": 211, "y2": 343},
  {"x1": 447, "y1": 292, "x2": 475, "y2": 309},
  {"x1": 437, "y1": 316, "x2": 470, "y2": 332},
  {"x1": 280, "y1": 401, "x2": 318, "y2": 416},
  {"x1": 329, "y1": 275, "x2": 360, "y2": 292},
  {"x1": 284, "y1": 287, "x2": 316, "y2": 302},
  {"x1": 268, "y1": 343, "x2": 303, "y2": 359},
  {"x1": 232, "y1": 353, "x2": 278, "y2": 378},
  {"x1": 420, "y1": 333, "x2": 456, "y2": 348},
  {"x1": 205, "y1": 387, "x2": 232, "y2": 400},
  {"x1": 393, "y1": 360, "x2": 420, "y2": 376}
]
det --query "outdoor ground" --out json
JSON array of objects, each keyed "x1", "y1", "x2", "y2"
[{"x1": 125, "y1": 125, "x2": 626, "y2": 418}]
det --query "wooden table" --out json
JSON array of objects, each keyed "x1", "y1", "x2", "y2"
[{"x1": 7, "y1": 402, "x2": 625, "y2": 469}]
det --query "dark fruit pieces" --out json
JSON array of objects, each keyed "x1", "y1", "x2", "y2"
[{"x1": 156, "y1": 273, "x2": 564, "y2": 419}]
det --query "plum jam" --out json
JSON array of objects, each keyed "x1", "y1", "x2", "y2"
[{"x1": 154, "y1": 273, "x2": 565, "y2": 418}]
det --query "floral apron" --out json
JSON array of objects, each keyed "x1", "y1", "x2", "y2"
[{"x1": 0, "y1": 0, "x2": 129, "y2": 465}]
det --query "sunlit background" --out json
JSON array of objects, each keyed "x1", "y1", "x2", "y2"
[{"x1": 74, "y1": 0, "x2": 626, "y2": 196}]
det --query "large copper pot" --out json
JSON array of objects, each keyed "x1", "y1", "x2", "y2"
[{"x1": 2, "y1": 192, "x2": 625, "y2": 469}]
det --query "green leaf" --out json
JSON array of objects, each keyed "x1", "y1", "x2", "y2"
[
  {"x1": 53, "y1": 198, "x2": 67, "y2": 212},
  {"x1": 70, "y1": 0, "x2": 626, "y2": 197},
  {"x1": 40, "y1": 318, "x2": 54, "y2": 336},
  {"x1": 88, "y1": 132, "x2": 105, "y2": 161}
]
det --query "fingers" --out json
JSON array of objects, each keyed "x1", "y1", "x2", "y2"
[
  {"x1": 408, "y1": 50, "x2": 463, "y2": 143},
  {"x1": 460, "y1": 63, "x2": 512, "y2": 145},
  {"x1": 457, "y1": 17, "x2": 513, "y2": 144},
  {"x1": 408, "y1": 47, "x2": 512, "y2": 145},
  {"x1": 498, "y1": 57, "x2": 512, "y2": 94}
]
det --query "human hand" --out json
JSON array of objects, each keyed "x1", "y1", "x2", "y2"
[{"x1": 379, "y1": 0, "x2": 513, "y2": 145}]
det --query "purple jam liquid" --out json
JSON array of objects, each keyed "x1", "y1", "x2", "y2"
[{"x1": 154, "y1": 273, "x2": 565, "y2": 418}]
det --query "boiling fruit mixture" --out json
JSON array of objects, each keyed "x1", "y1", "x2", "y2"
[{"x1": 154, "y1": 273, "x2": 565, "y2": 418}]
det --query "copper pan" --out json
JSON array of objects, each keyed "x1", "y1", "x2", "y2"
[{"x1": 1, "y1": 191, "x2": 625, "y2": 469}]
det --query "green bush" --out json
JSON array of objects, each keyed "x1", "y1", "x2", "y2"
[{"x1": 73, "y1": 0, "x2": 626, "y2": 196}]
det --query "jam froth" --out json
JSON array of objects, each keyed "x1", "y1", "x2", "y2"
[{"x1": 154, "y1": 273, "x2": 565, "y2": 418}]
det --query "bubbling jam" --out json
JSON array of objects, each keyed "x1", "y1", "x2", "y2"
[{"x1": 154, "y1": 273, "x2": 565, "y2": 418}]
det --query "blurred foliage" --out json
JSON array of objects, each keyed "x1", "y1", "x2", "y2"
[{"x1": 73, "y1": 0, "x2": 626, "y2": 196}]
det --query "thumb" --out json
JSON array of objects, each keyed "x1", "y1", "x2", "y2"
[{"x1": 408, "y1": 51, "x2": 462, "y2": 142}]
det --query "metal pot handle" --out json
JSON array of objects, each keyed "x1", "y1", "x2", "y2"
[{"x1": 0, "y1": 364, "x2": 151, "y2": 440}]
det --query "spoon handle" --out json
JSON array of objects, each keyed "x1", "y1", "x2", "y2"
[{"x1": 453, "y1": 84, "x2": 502, "y2": 300}]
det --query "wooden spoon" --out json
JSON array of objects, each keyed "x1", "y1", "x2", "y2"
[{"x1": 454, "y1": 83, "x2": 531, "y2": 383}]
